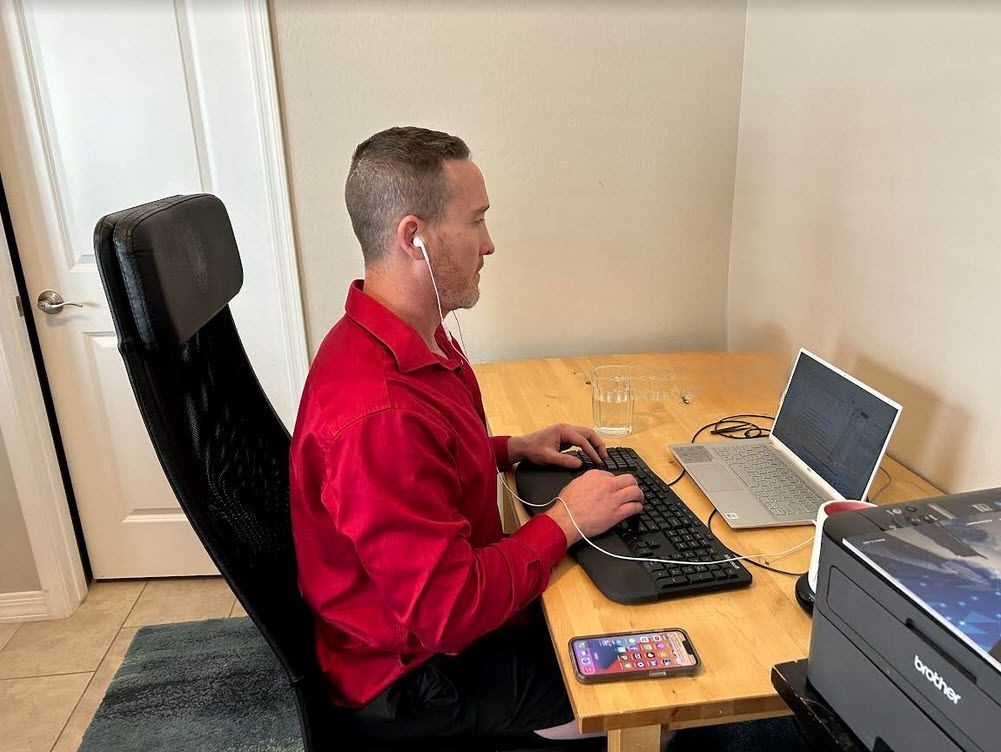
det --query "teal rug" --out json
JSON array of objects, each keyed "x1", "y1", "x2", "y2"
[
  {"x1": 79, "y1": 617, "x2": 807, "y2": 751},
  {"x1": 80, "y1": 617, "x2": 302, "y2": 752}
]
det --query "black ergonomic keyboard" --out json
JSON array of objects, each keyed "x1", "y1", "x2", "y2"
[{"x1": 515, "y1": 446, "x2": 752, "y2": 604}]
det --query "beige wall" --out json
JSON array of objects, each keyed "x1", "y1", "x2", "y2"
[
  {"x1": 272, "y1": 0, "x2": 747, "y2": 362},
  {"x1": 0, "y1": 431, "x2": 40, "y2": 593},
  {"x1": 728, "y1": 2, "x2": 1001, "y2": 493}
]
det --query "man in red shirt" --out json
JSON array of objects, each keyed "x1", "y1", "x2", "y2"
[{"x1": 290, "y1": 127, "x2": 644, "y2": 743}]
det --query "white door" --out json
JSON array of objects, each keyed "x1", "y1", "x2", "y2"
[{"x1": 0, "y1": 0, "x2": 307, "y2": 579}]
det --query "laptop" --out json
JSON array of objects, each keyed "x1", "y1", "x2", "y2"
[{"x1": 668, "y1": 349, "x2": 902, "y2": 529}]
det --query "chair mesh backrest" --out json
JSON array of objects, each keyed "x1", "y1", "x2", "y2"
[
  {"x1": 95, "y1": 196, "x2": 332, "y2": 747},
  {"x1": 156, "y1": 308, "x2": 314, "y2": 671}
]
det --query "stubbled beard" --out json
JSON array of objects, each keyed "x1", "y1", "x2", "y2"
[
  {"x1": 444, "y1": 282, "x2": 479, "y2": 311},
  {"x1": 437, "y1": 260, "x2": 481, "y2": 310}
]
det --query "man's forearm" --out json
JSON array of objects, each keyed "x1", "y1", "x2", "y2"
[
  {"x1": 506, "y1": 435, "x2": 526, "y2": 465},
  {"x1": 544, "y1": 503, "x2": 582, "y2": 546}
]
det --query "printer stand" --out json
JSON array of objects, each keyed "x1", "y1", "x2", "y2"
[{"x1": 771, "y1": 660, "x2": 867, "y2": 752}]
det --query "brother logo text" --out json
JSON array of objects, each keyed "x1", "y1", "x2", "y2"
[{"x1": 914, "y1": 655, "x2": 961, "y2": 705}]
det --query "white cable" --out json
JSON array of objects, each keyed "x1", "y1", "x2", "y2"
[
  {"x1": 424, "y1": 254, "x2": 452, "y2": 344},
  {"x1": 450, "y1": 311, "x2": 470, "y2": 364},
  {"x1": 498, "y1": 473, "x2": 814, "y2": 568},
  {"x1": 418, "y1": 237, "x2": 471, "y2": 364}
]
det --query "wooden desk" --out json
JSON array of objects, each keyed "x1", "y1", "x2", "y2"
[{"x1": 473, "y1": 352, "x2": 941, "y2": 752}]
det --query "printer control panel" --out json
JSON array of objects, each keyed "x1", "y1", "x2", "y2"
[{"x1": 866, "y1": 494, "x2": 1001, "y2": 531}]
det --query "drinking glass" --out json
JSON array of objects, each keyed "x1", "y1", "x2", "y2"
[{"x1": 591, "y1": 365, "x2": 634, "y2": 437}]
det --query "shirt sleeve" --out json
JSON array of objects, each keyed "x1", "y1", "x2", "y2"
[
  {"x1": 490, "y1": 435, "x2": 512, "y2": 471},
  {"x1": 322, "y1": 409, "x2": 567, "y2": 656}
]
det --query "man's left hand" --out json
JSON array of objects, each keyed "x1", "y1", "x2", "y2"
[{"x1": 507, "y1": 424, "x2": 608, "y2": 469}]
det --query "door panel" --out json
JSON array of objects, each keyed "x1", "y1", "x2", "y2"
[
  {"x1": 84, "y1": 330, "x2": 215, "y2": 575},
  {"x1": 27, "y1": 1, "x2": 206, "y2": 253},
  {"x1": 0, "y1": 0, "x2": 304, "y2": 578}
]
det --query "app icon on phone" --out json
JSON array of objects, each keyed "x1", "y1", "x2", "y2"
[
  {"x1": 636, "y1": 661, "x2": 645, "y2": 668},
  {"x1": 655, "y1": 643, "x2": 666, "y2": 649},
  {"x1": 583, "y1": 665, "x2": 595, "y2": 674},
  {"x1": 627, "y1": 637, "x2": 637, "y2": 644},
  {"x1": 646, "y1": 652, "x2": 655, "y2": 658},
  {"x1": 640, "y1": 636, "x2": 650, "y2": 643},
  {"x1": 622, "y1": 662, "x2": 633, "y2": 669},
  {"x1": 581, "y1": 657, "x2": 591, "y2": 665},
  {"x1": 632, "y1": 653, "x2": 641, "y2": 660},
  {"x1": 649, "y1": 660, "x2": 659, "y2": 667},
  {"x1": 616, "y1": 646, "x2": 626, "y2": 653},
  {"x1": 651, "y1": 634, "x2": 662, "y2": 641}
]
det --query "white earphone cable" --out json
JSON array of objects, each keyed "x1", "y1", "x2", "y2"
[
  {"x1": 421, "y1": 244, "x2": 452, "y2": 344},
  {"x1": 415, "y1": 235, "x2": 473, "y2": 361},
  {"x1": 415, "y1": 234, "x2": 810, "y2": 568},
  {"x1": 497, "y1": 473, "x2": 814, "y2": 568},
  {"x1": 450, "y1": 311, "x2": 470, "y2": 363}
]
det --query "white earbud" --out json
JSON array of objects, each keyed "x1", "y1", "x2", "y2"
[
  {"x1": 413, "y1": 234, "x2": 452, "y2": 344},
  {"x1": 412, "y1": 234, "x2": 429, "y2": 260}
]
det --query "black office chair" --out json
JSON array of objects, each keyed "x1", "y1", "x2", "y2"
[
  {"x1": 94, "y1": 194, "x2": 340, "y2": 750},
  {"x1": 94, "y1": 194, "x2": 597, "y2": 752}
]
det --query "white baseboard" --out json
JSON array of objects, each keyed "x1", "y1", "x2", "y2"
[{"x1": 0, "y1": 590, "x2": 49, "y2": 622}]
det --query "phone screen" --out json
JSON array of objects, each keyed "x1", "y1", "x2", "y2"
[{"x1": 571, "y1": 629, "x2": 698, "y2": 679}]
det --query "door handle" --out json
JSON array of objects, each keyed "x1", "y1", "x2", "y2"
[{"x1": 36, "y1": 289, "x2": 84, "y2": 314}]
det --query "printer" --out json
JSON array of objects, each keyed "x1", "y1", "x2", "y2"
[{"x1": 809, "y1": 488, "x2": 1001, "y2": 752}]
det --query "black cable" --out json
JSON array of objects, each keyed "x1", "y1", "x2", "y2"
[
  {"x1": 708, "y1": 414, "x2": 775, "y2": 440},
  {"x1": 665, "y1": 413, "x2": 775, "y2": 486},
  {"x1": 664, "y1": 412, "x2": 805, "y2": 576},
  {"x1": 707, "y1": 509, "x2": 806, "y2": 577}
]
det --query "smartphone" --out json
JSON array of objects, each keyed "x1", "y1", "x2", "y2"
[{"x1": 570, "y1": 627, "x2": 701, "y2": 683}]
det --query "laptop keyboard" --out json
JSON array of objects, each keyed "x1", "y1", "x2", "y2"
[
  {"x1": 711, "y1": 443, "x2": 826, "y2": 518},
  {"x1": 567, "y1": 447, "x2": 751, "y2": 593}
]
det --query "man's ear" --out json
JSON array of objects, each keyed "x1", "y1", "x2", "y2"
[{"x1": 396, "y1": 215, "x2": 424, "y2": 261}]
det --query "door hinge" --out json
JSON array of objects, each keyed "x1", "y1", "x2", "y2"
[{"x1": 15, "y1": 294, "x2": 24, "y2": 317}]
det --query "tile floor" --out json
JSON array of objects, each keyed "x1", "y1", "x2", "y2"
[{"x1": 0, "y1": 577, "x2": 248, "y2": 752}]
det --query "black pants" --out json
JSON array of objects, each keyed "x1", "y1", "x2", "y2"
[
  {"x1": 348, "y1": 603, "x2": 574, "y2": 741},
  {"x1": 347, "y1": 602, "x2": 809, "y2": 751}
]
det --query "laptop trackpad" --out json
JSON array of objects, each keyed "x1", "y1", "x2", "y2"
[{"x1": 693, "y1": 463, "x2": 746, "y2": 492}]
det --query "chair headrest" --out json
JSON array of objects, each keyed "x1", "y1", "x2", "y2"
[{"x1": 106, "y1": 194, "x2": 244, "y2": 350}]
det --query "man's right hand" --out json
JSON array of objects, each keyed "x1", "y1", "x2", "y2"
[{"x1": 544, "y1": 470, "x2": 644, "y2": 546}]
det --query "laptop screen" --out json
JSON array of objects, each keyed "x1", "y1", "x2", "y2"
[{"x1": 772, "y1": 350, "x2": 900, "y2": 500}]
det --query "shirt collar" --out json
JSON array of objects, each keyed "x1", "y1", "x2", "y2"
[{"x1": 345, "y1": 280, "x2": 462, "y2": 373}]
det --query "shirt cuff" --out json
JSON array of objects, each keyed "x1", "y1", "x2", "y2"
[
  {"x1": 512, "y1": 513, "x2": 568, "y2": 571},
  {"x1": 490, "y1": 435, "x2": 512, "y2": 471}
]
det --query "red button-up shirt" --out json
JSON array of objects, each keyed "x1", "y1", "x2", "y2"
[{"x1": 290, "y1": 281, "x2": 568, "y2": 707}]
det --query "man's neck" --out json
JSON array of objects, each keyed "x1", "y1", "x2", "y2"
[{"x1": 363, "y1": 271, "x2": 448, "y2": 355}]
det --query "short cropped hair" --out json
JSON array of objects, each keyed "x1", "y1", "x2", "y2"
[{"x1": 345, "y1": 126, "x2": 470, "y2": 264}]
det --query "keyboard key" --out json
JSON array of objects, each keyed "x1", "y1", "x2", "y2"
[{"x1": 659, "y1": 576, "x2": 689, "y2": 588}]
